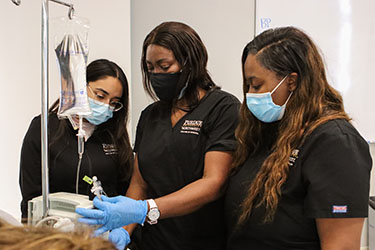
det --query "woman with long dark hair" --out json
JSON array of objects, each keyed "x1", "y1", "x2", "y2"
[
  {"x1": 20, "y1": 59, "x2": 133, "y2": 222},
  {"x1": 225, "y1": 27, "x2": 372, "y2": 250}
]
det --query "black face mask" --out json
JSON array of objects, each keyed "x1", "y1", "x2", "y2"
[{"x1": 150, "y1": 72, "x2": 185, "y2": 102}]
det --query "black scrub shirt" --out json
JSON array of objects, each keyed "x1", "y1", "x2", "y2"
[
  {"x1": 19, "y1": 113, "x2": 129, "y2": 219},
  {"x1": 134, "y1": 89, "x2": 240, "y2": 250},
  {"x1": 225, "y1": 119, "x2": 372, "y2": 250}
]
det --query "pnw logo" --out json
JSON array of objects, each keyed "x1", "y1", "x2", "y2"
[
  {"x1": 180, "y1": 120, "x2": 203, "y2": 135},
  {"x1": 288, "y1": 149, "x2": 299, "y2": 167},
  {"x1": 102, "y1": 143, "x2": 118, "y2": 155}
]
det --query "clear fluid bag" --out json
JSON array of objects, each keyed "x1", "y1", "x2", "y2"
[{"x1": 53, "y1": 16, "x2": 91, "y2": 118}]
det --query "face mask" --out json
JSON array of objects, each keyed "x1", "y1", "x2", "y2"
[
  {"x1": 150, "y1": 72, "x2": 187, "y2": 102},
  {"x1": 86, "y1": 97, "x2": 114, "y2": 125},
  {"x1": 246, "y1": 75, "x2": 292, "y2": 123}
]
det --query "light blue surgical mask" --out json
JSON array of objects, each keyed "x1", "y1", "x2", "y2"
[
  {"x1": 86, "y1": 97, "x2": 114, "y2": 125},
  {"x1": 246, "y1": 75, "x2": 292, "y2": 123}
]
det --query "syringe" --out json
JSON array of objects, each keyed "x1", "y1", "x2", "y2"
[{"x1": 91, "y1": 176, "x2": 106, "y2": 200}]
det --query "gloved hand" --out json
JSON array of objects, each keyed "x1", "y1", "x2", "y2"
[
  {"x1": 75, "y1": 195, "x2": 148, "y2": 235},
  {"x1": 109, "y1": 227, "x2": 130, "y2": 250}
]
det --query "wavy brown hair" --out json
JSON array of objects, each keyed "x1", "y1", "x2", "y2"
[{"x1": 233, "y1": 27, "x2": 350, "y2": 224}]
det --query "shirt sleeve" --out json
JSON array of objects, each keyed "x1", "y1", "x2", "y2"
[
  {"x1": 205, "y1": 95, "x2": 240, "y2": 152},
  {"x1": 133, "y1": 109, "x2": 146, "y2": 153},
  {"x1": 116, "y1": 176, "x2": 130, "y2": 196},
  {"x1": 19, "y1": 116, "x2": 42, "y2": 219},
  {"x1": 302, "y1": 127, "x2": 372, "y2": 218}
]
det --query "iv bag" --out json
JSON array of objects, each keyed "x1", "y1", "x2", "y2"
[{"x1": 53, "y1": 16, "x2": 91, "y2": 118}]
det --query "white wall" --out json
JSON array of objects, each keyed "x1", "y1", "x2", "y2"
[
  {"x1": 255, "y1": 0, "x2": 375, "y2": 143},
  {"x1": 0, "y1": 0, "x2": 131, "y2": 220},
  {"x1": 130, "y1": 0, "x2": 255, "y2": 138}
]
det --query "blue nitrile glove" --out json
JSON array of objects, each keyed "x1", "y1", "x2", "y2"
[
  {"x1": 75, "y1": 195, "x2": 148, "y2": 235},
  {"x1": 109, "y1": 227, "x2": 130, "y2": 250}
]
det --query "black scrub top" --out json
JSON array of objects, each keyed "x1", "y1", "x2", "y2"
[
  {"x1": 134, "y1": 89, "x2": 240, "y2": 250},
  {"x1": 225, "y1": 119, "x2": 372, "y2": 250},
  {"x1": 19, "y1": 113, "x2": 129, "y2": 219}
]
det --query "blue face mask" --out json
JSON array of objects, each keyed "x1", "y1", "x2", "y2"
[
  {"x1": 246, "y1": 75, "x2": 292, "y2": 123},
  {"x1": 86, "y1": 97, "x2": 114, "y2": 125}
]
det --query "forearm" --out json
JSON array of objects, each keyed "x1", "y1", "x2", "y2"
[
  {"x1": 126, "y1": 183, "x2": 147, "y2": 201},
  {"x1": 127, "y1": 151, "x2": 230, "y2": 225},
  {"x1": 317, "y1": 218, "x2": 364, "y2": 250},
  {"x1": 124, "y1": 155, "x2": 148, "y2": 234},
  {"x1": 155, "y1": 151, "x2": 231, "y2": 219},
  {"x1": 75, "y1": 153, "x2": 231, "y2": 235},
  {"x1": 156, "y1": 172, "x2": 227, "y2": 219},
  {"x1": 123, "y1": 223, "x2": 138, "y2": 236}
]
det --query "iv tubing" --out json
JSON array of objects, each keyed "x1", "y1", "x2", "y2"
[
  {"x1": 75, "y1": 157, "x2": 83, "y2": 194},
  {"x1": 76, "y1": 116, "x2": 84, "y2": 194}
]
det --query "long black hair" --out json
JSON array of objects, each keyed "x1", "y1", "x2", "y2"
[{"x1": 49, "y1": 59, "x2": 133, "y2": 181}]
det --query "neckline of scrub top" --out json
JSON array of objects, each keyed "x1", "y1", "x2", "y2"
[{"x1": 169, "y1": 88, "x2": 215, "y2": 129}]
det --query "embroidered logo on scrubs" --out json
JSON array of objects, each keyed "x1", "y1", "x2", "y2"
[
  {"x1": 332, "y1": 205, "x2": 347, "y2": 213},
  {"x1": 288, "y1": 149, "x2": 299, "y2": 167},
  {"x1": 102, "y1": 143, "x2": 118, "y2": 155},
  {"x1": 180, "y1": 120, "x2": 203, "y2": 135}
]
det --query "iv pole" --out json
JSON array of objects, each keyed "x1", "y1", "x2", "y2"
[{"x1": 11, "y1": 0, "x2": 75, "y2": 219}]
